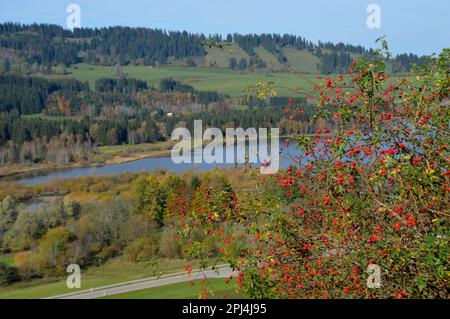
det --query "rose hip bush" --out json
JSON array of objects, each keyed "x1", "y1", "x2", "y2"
[{"x1": 177, "y1": 44, "x2": 449, "y2": 299}]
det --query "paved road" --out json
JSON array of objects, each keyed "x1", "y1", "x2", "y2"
[{"x1": 46, "y1": 267, "x2": 236, "y2": 299}]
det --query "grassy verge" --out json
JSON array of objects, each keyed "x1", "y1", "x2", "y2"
[
  {"x1": 101, "y1": 278, "x2": 242, "y2": 299},
  {"x1": 0, "y1": 258, "x2": 193, "y2": 299}
]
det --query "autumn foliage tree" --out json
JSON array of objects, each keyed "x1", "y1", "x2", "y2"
[{"x1": 177, "y1": 43, "x2": 449, "y2": 299}]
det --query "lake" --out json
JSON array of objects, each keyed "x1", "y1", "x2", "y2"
[{"x1": 13, "y1": 142, "x2": 301, "y2": 185}]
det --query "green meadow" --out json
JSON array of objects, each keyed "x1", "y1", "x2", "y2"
[
  {"x1": 54, "y1": 64, "x2": 323, "y2": 97},
  {"x1": 50, "y1": 64, "x2": 402, "y2": 98}
]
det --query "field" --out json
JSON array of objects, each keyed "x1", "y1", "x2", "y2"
[
  {"x1": 102, "y1": 278, "x2": 241, "y2": 299},
  {"x1": 98, "y1": 141, "x2": 176, "y2": 156},
  {"x1": 54, "y1": 64, "x2": 324, "y2": 97},
  {"x1": 0, "y1": 258, "x2": 193, "y2": 299}
]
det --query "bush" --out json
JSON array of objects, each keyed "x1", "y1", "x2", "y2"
[
  {"x1": 158, "y1": 228, "x2": 181, "y2": 259},
  {"x1": 95, "y1": 241, "x2": 122, "y2": 264},
  {"x1": 0, "y1": 264, "x2": 20, "y2": 286},
  {"x1": 124, "y1": 238, "x2": 157, "y2": 262},
  {"x1": 37, "y1": 226, "x2": 72, "y2": 274},
  {"x1": 14, "y1": 251, "x2": 40, "y2": 280},
  {"x1": 177, "y1": 45, "x2": 450, "y2": 298}
]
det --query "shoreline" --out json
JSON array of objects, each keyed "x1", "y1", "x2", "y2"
[
  {"x1": 0, "y1": 149, "x2": 173, "y2": 180},
  {"x1": 0, "y1": 162, "x2": 106, "y2": 180},
  {"x1": 0, "y1": 135, "x2": 284, "y2": 181}
]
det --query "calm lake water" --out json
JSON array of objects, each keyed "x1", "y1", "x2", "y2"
[{"x1": 13, "y1": 142, "x2": 300, "y2": 185}]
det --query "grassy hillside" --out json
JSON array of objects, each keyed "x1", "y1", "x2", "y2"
[
  {"x1": 204, "y1": 43, "x2": 249, "y2": 68},
  {"x1": 282, "y1": 48, "x2": 321, "y2": 74},
  {"x1": 205, "y1": 45, "x2": 325, "y2": 74},
  {"x1": 254, "y1": 46, "x2": 285, "y2": 71}
]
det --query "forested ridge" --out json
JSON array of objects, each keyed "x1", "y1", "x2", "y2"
[{"x1": 0, "y1": 22, "x2": 427, "y2": 74}]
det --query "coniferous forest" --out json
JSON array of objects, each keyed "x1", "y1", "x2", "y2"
[{"x1": 0, "y1": 22, "x2": 427, "y2": 73}]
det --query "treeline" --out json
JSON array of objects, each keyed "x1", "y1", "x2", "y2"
[
  {"x1": 95, "y1": 78, "x2": 148, "y2": 95},
  {"x1": 391, "y1": 53, "x2": 428, "y2": 73},
  {"x1": 227, "y1": 33, "x2": 368, "y2": 58},
  {"x1": 0, "y1": 74, "x2": 228, "y2": 116},
  {"x1": 0, "y1": 22, "x2": 427, "y2": 73},
  {"x1": 0, "y1": 23, "x2": 205, "y2": 66},
  {"x1": 315, "y1": 48, "x2": 353, "y2": 74},
  {"x1": 159, "y1": 78, "x2": 196, "y2": 93},
  {"x1": 159, "y1": 78, "x2": 229, "y2": 106},
  {"x1": 0, "y1": 75, "x2": 88, "y2": 114},
  {"x1": 0, "y1": 112, "x2": 95, "y2": 165},
  {"x1": 228, "y1": 56, "x2": 267, "y2": 70}
]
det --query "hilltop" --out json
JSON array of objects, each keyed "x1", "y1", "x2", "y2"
[{"x1": 0, "y1": 22, "x2": 427, "y2": 75}]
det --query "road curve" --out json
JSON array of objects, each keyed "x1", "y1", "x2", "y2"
[{"x1": 45, "y1": 266, "x2": 236, "y2": 299}]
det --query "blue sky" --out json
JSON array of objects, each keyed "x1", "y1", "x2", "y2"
[{"x1": 0, "y1": 0, "x2": 448, "y2": 55}]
